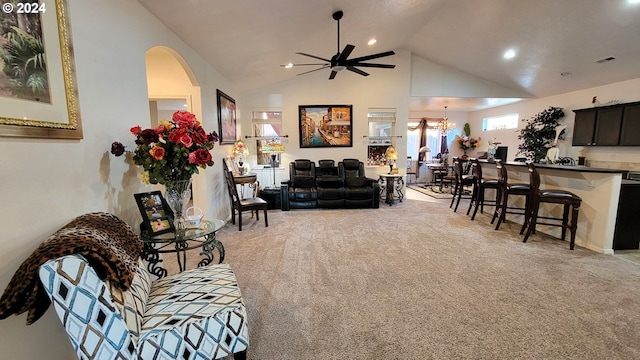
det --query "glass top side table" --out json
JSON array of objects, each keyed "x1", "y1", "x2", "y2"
[{"x1": 139, "y1": 218, "x2": 225, "y2": 278}]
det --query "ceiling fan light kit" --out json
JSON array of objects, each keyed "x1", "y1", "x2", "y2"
[{"x1": 282, "y1": 10, "x2": 396, "y2": 80}]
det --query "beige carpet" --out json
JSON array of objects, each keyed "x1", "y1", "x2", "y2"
[{"x1": 162, "y1": 190, "x2": 640, "y2": 360}]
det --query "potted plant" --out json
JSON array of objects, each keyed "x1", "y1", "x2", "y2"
[{"x1": 517, "y1": 107, "x2": 565, "y2": 162}]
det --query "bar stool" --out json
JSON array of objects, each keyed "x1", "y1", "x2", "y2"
[
  {"x1": 522, "y1": 162, "x2": 582, "y2": 250},
  {"x1": 450, "y1": 157, "x2": 474, "y2": 212},
  {"x1": 467, "y1": 159, "x2": 499, "y2": 220},
  {"x1": 491, "y1": 160, "x2": 531, "y2": 231}
]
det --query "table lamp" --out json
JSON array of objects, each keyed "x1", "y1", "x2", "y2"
[
  {"x1": 232, "y1": 139, "x2": 249, "y2": 175},
  {"x1": 385, "y1": 145, "x2": 398, "y2": 174}
]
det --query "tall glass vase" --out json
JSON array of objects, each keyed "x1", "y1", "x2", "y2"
[{"x1": 165, "y1": 178, "x2": 192, "y2": 236}]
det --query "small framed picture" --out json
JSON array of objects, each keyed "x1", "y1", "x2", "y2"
[{"x1": 134, "y1": 191, "x2": 175, "y2": 236}]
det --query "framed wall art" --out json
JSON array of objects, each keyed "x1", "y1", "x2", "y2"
[
  {"x1": 216, "y1": 89, "x2": 236, "y2": 144},
  {"x1": 134, "y1": 191, "x2": 175, "y2": 236},
  {"x1": 299, "y1": 105, "x2": 352, "y2": 148},
  {"x1": 0, "y1": 0, "x2": 82, "y2": 139}
]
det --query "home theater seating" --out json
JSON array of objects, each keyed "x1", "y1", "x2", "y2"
[{"x1": 280, "y1": 159, "x2": 380, "y2": 210}]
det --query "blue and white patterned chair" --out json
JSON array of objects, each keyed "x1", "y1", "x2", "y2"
[{"x1": 39, "y1": 254, "x2": 249, "y2": 360}]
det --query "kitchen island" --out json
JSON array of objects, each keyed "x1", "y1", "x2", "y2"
[{"x1": 480, "y1": 160, "x2": 627, "y2": 253}]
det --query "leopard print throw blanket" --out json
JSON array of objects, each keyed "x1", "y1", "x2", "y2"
[{"x1": 0, "y1": 212, "x2": 144, "y2": 325}]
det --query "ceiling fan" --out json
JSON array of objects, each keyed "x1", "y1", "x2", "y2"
[{"x1": 281, "y1": 10, "x2": 396, "y2": 80}]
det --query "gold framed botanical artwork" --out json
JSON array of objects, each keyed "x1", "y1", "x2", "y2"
[{"x1": 0, "y1": 0, "x2": 82, "y2": 139}]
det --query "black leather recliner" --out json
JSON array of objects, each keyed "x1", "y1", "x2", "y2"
[
  {"x1": 339, "y1": 159, "x2": 380, "y2": 208},
  {"x1": 280, "y1": 159, "x2": 317, "y2": 210},
  {"x1": 316, "y1": 159, "x2": 344, "y2": 208}
]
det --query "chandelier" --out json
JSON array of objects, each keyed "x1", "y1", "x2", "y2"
[{"x1": 438, "y1": 106, "x2": 456, "y2": 134}]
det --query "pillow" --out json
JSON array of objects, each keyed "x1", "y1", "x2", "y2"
[
  {"x1": 293, "y1": 176, "x2": 315, "y2": 188},
  {"x1": 345, "y1": 177, "x2": 367, "y2": 187}
]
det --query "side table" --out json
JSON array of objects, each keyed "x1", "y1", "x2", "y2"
[
  {"x1": 139, "y1": 218, "x2": 225, "y2": 278},
  {"x1": 378, "y1": 174, "x2": 405, "y2": 206}
]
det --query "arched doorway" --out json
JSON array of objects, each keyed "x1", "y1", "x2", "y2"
[{"x1": 144, "y1": 46, "x2": 208, "y2": 215}]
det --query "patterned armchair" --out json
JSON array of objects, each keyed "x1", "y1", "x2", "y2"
[{"x1": 20, "y1": 213, "x2": 250, "y2": 360}]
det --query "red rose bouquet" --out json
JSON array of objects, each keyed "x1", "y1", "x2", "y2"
[{"x1": 111, "y1": 111, "x2": 218, "y2": 185}]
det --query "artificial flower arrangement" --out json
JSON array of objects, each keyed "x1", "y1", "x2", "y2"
[
  {"x1": 456, "y1": 135, "x2": 480, "y2": 151},
  {"x1": 455, "y1": 122, "x2": 480, "y2": 152},
  {"x1": 110, "y1": 111, "x2": 218, "y2": 185}
]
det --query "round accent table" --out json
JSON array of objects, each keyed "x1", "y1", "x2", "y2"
[{"x1": 140, "y1": 218, "x2": 225, "y2": 278}]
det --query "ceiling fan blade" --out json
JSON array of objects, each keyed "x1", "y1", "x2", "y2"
[
  {"x1": 329, "y1": 70, "x2": 338, "y2": 80},
  {"x1": 296, "y1": 65, "x2": 330, "y2": 76},
  {"x1": 347, "y1": 50, "x2": 395, "y2": 63},
  {"x1": 337, "y1": 44, "x2": 355, "y2": 63},
  {"x1": 280, "y1": 63, "x2": 327, "y2": 67},
  {"x1": 346, "y1": 66, "x2": 369, "y2": 77},
  {"x1": 348, "y1": 63, "x2": 396, "y2": 69},
  {"x1": 295, "y1": 52, "x2": 331, "y2": 63}
]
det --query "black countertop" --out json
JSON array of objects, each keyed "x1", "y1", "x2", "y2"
[{"x1": 478, "y1": 159, "x2": 628, "y2": 174}]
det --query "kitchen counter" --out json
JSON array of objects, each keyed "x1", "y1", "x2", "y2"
[{"x1": 479, "y1": 160, "x2": 625, "y2": 253}]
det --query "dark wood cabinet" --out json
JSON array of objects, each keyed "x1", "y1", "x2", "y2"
[
  {"x1": 572, "y1": 101, "x2": 640, "y2": 146},
  {"x1": 613, "y1": 181, "x2": 640, "y2": 250},
  {"x1": 572, "y1": 110, "x2": 597, "y2": 146},
  {"x1": 620, "y1": 104, "x2": 640, "y2": 146}
]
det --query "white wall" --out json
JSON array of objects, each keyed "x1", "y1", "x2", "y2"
[
  {"x1": 467, "y1": 78, "x2": 640, "y2": 168},
  {"x1": 239, "y1": 49, "x2": 412, "y2": 179},
  {"x1": 0, "y1": 1, "x2": 234, "y2": 358}
]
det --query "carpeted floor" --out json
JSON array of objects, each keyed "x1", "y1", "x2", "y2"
[{"x1": 162, "y1": 189, "x2": 640, "y2": 360}]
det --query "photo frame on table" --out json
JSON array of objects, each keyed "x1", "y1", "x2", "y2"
[
  {"x1": 216, "y1": 89, "x2": 236, "y2": 144},
  {"x1": 299, "y1": 105, "x2": 353, "y2": 148},
  {"x1": 0, "y1": 0, "x2": 83, "y2": 139},
  {"x1": 134, "y1": 191, "x2": 175, "y2": 236}
]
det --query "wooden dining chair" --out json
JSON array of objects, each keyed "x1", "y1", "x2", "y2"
[{"x1": 224, "y1": 169, "x2": 268, "y2": 231}]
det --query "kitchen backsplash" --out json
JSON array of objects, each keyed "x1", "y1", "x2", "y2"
[{"x1": 587, "y1": 160, "x2": 640, "y2": 172}]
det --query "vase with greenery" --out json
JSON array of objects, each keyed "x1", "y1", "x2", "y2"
[{"x1": 517, "y1": 107, "x2": 565, "y2": 162}]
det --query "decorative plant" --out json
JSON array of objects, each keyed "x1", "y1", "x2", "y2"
[
  {"x1": 0, "y1": 26, "x2": 49, "y2": 101},
  {"x1": 517, "y1": 106, "x2": 565, "y2": 162},
  {"x1": 110, "y1": 111, "x2": 218, "y2": 185},
  {"x1": 455, "y1": 122, "x2": 480, "y2": 154}
]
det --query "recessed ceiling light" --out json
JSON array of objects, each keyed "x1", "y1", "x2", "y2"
[
  {"x1": 285, "y1": 63, "x2": 293, "y2": 69},
  {"x1": 628, "y1": 0, "x2": 640, "y2": 4},
  {"x1": 503, "y1": 48, "x2": 517, "y2": 60},
  {"x1": 368, "y1": 38, "x2": 377, "y2": 46}
]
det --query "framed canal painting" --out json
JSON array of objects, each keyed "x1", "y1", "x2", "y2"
[{"x1": 298, "y1": 105, "x2": 352, "y2": 148}]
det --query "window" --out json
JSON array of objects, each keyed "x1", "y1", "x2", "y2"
[
  {"x1": 252, "y1": 110, "x2": 283, "y2": 166},
  {"x1": 482, "y1": 113, "x2": 519, "y2": 131},
  {"x1": 407, "y1": 120, "x2": 443, "y2": 163},
  {"x1": 367, "y1": 109, "x2": 396, "y2": 166}
]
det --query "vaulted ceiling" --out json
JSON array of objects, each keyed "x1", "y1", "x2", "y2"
[{"x1": 137, "y1": 0, "x2": 640, "y2": 110}]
